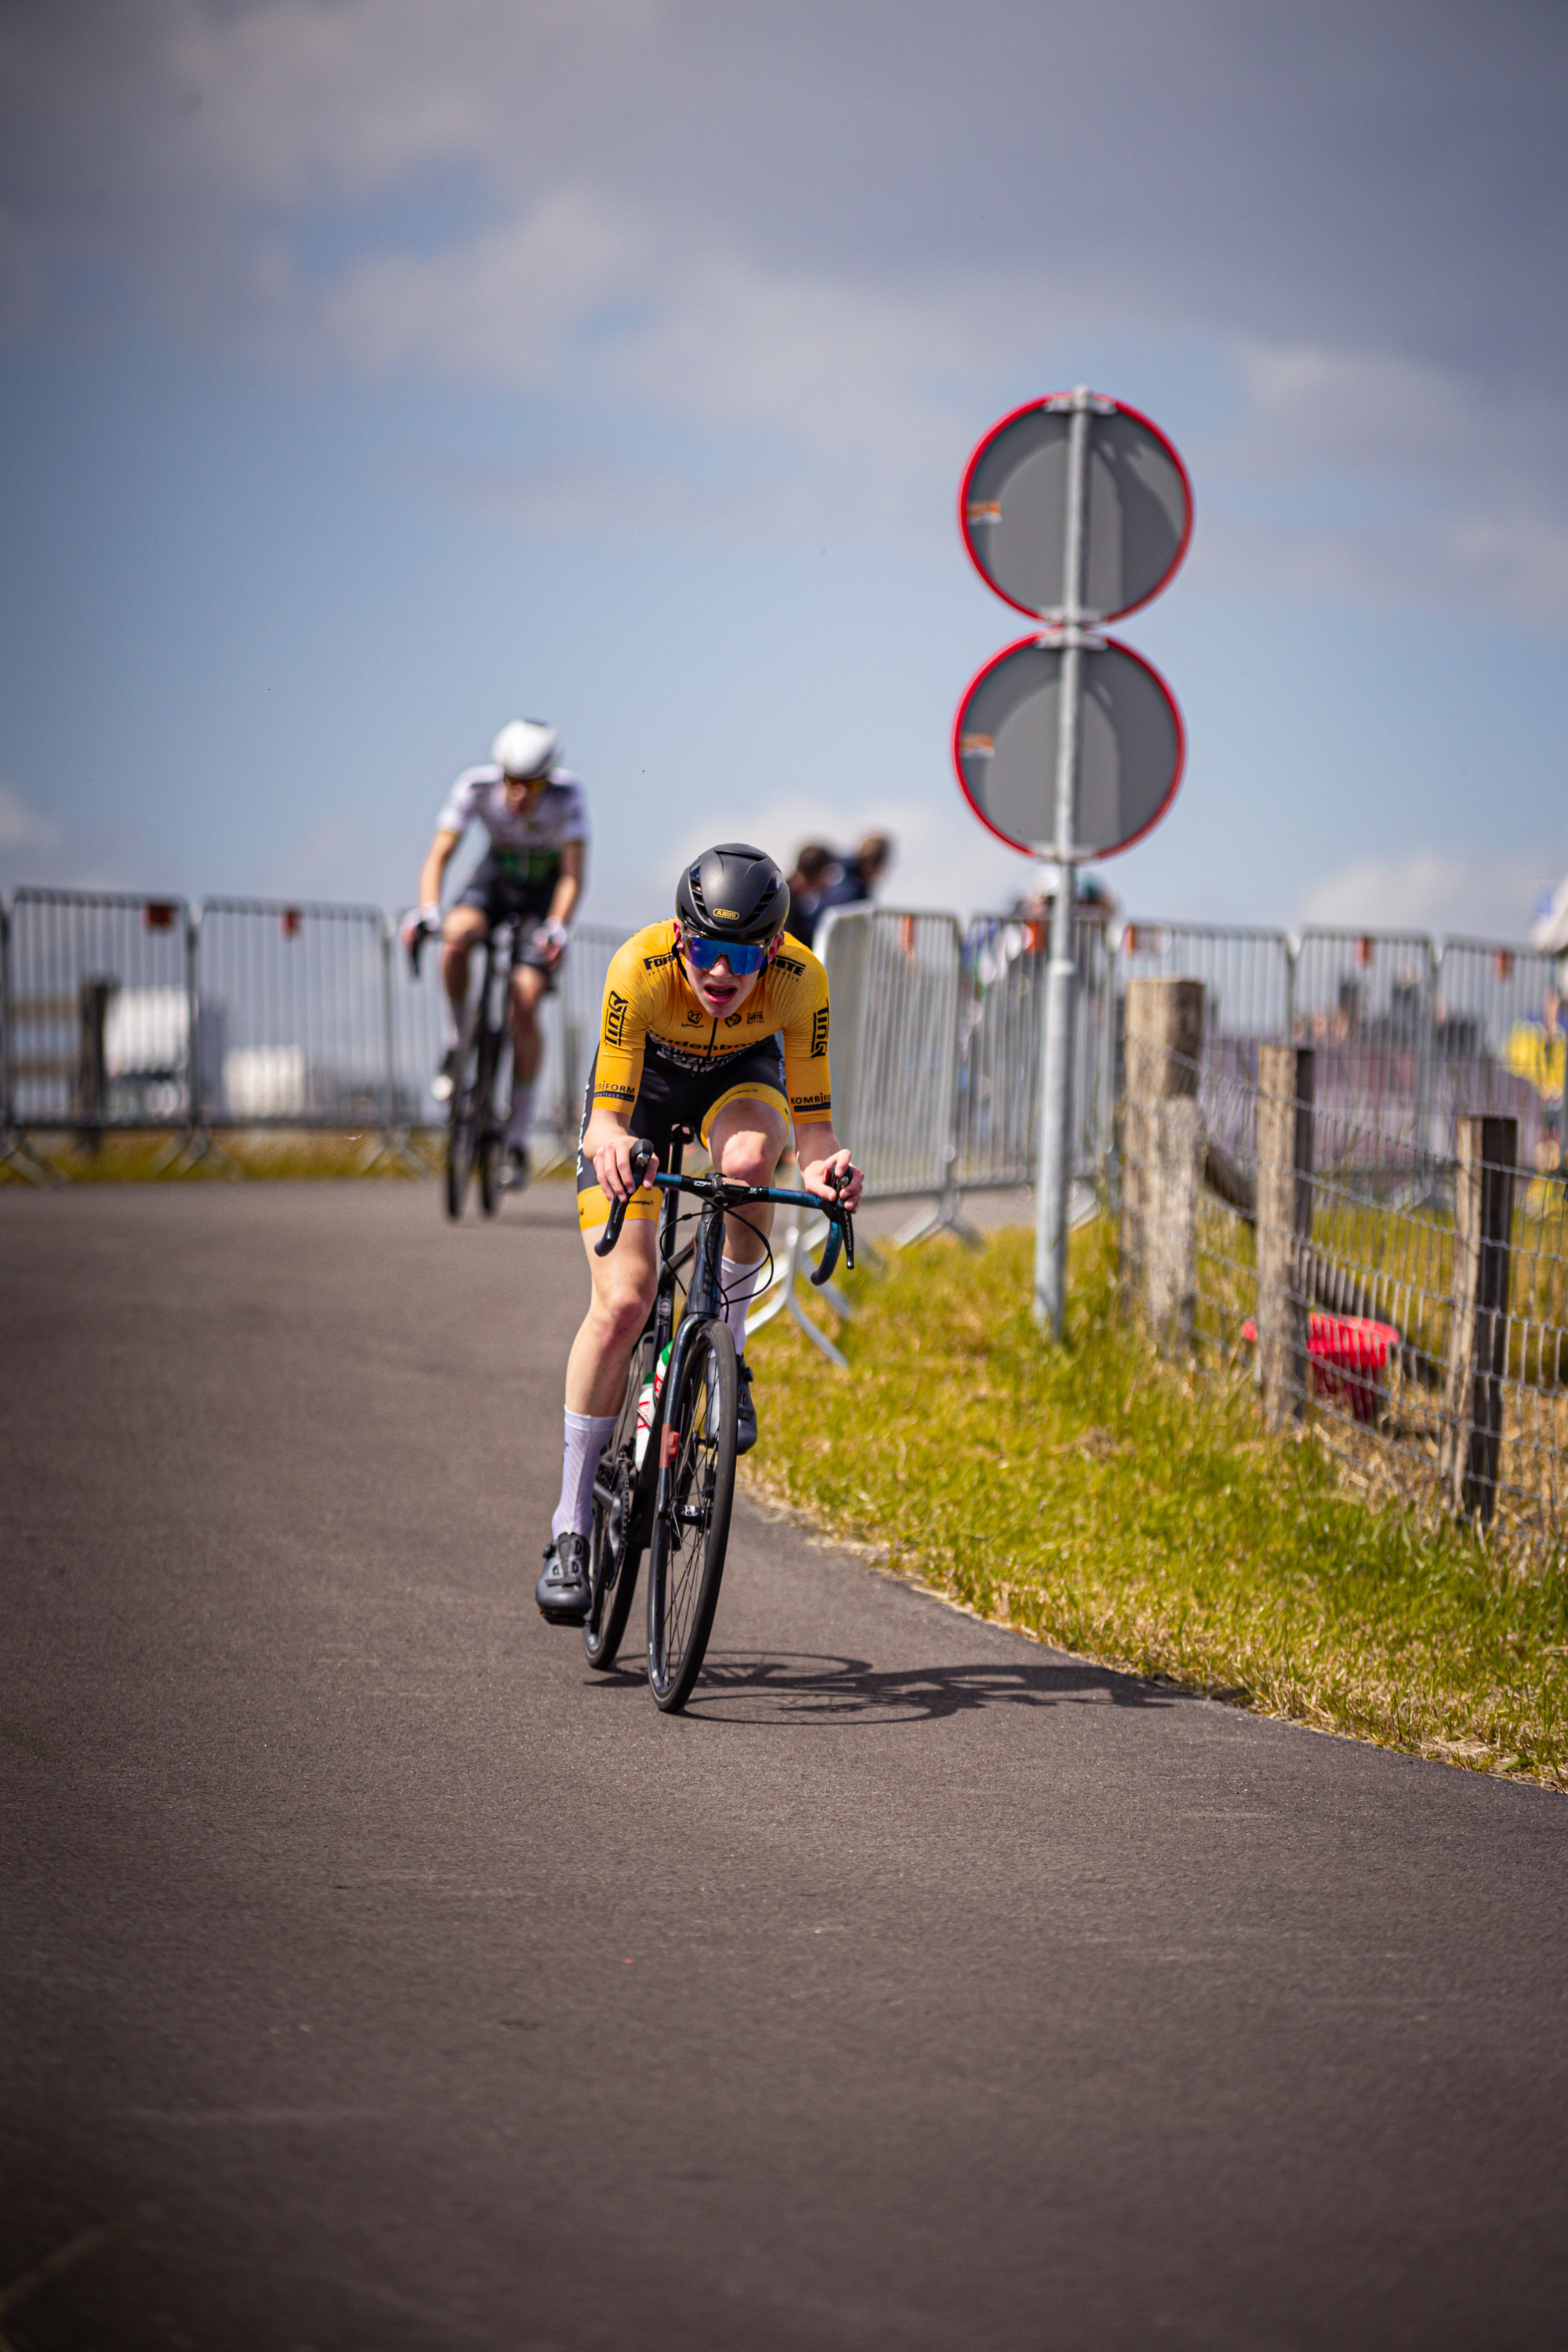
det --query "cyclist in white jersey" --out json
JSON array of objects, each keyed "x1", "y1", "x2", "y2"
[{"x1": 403, "y1": 719, "x2": 589, "y2": 1185}]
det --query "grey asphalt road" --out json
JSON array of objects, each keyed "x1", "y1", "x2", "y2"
[{"x1": 3, "y1": 1180, "x2": 1566, "y2": 2352}]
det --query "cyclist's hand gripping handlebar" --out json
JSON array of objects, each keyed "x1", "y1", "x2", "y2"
[
  {"x1": 593, "y1": 1139, "x2": 658, "y2": 1257},
  {"x1": 404, "y1": 906, "x2": 441, "y2": 977},
  {"x1": 809, "y1": 1167, "x2": 855, "y2": 1289}
]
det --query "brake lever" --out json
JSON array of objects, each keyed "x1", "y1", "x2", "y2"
[
  {"x1": 592, "y1": 1139, "x2": 657, "y2": 1257},
  {"x1": 808, "y1": 1168, "x2": 855, "y2": 1288}
]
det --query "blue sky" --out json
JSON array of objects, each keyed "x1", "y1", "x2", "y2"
[{"x1": 3, "y1": 0, "x2": 1566, "y2": 939}]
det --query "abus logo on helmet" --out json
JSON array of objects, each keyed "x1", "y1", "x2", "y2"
[{"x1": 713, "y1": 906, "x2": 740, "y2": 920}]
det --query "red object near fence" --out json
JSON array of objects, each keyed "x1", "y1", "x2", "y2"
[{"x1": 1240, "y1": 1312, "x2": 1401, "y2": 1423}]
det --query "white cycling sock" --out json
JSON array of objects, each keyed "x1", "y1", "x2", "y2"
[
  {"x1": 552, "y1": 1410, "x2": 617, "y2": 1544},
  {"x1": 720, "y1": 1255, "x2": 768, "y2": 1356},
  {"x1": 504, "y1": 1080, "x2": 535, "y2": 1149}
]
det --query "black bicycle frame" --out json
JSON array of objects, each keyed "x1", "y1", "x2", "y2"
[
  {"x1": 474, "y1": 919, "x2": 526, "y2": 1062},
  {"x1": 590, "y1": 1125, "x2": 692, "y2": 1559},
  {"x1": 593, "y1": 1131, "x2": 855, "y2": 1547}
]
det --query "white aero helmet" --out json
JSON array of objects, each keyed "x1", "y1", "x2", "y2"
[{"x1": 492, "y1": 717, "x2": 559, "y2": 779}]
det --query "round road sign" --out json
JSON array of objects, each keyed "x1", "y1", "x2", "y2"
[
  {"x1": 953, "y1": 633, "x2": 1185, "y2": 859},
  {"x1": 960, "y1": 395, "x2": 1192, "y2": 622}
]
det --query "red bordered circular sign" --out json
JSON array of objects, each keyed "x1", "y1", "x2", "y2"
[
  {"x1": 953, "y1": 631, "x2": 1185, "y2": 860},
  {"x1": 960, "y1": 395, "x2": 1192, "y2": 623}
]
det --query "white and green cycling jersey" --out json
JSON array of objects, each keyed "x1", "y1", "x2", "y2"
[{"x1": 436, "y1": 764, "x2": 590, "y2": 886}]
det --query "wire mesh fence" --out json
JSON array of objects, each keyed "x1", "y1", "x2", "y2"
[{"x1": 1120, "y1": 975, "x2": 1568, "y2": 1561}]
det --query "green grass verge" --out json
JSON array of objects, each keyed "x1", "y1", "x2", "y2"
[
  {"x1": 0, "y1": 1129, "x2": 575, "y2": 1184},
  {"x1": 744, "y1": 1218, "x2": 1568, "y2": 1788}
]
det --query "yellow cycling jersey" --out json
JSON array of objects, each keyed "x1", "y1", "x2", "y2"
[{"x1": 592, "y1": 921, "x2": 833, "y2": 1124}]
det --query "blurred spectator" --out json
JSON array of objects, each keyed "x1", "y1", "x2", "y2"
[
  {"x1": 1504, "y1": 985, "x2": 1566, "y2": 1171},
  {"x1": 813, "y1": 833, "x2": 895, "y2": 927},
  {"x1": 1006, "y1": 867, "x2": 1118, "y2": 954},
  {"x1": 786, "y1": 842, "x2": 837, "y2": 949}
]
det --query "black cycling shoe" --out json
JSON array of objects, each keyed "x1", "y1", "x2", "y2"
[
  {"x1": 735, "y1": 1359, "x2": 758, "y2": 1454},
  {"x1": 535, "y1": 1532, "x2": 592, "y2": 1624},
  {"x1": 431, "y1": 1046, "x2": 459, "y2": 1105},
  {"x1": 501, "y1": 1144, "x2": 530, "y2": 1192}
]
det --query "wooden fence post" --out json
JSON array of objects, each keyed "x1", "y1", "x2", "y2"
[
  {"x1": 1120, "y1": 976, "x2": 1205, "y2": 1350},
  {"x1": 1439, "y1": 1115, "x2": 1517, "y2": 1526},
  {"x1": 1255, "y1": 1044, "x2": 1315, "y2": 1428}
]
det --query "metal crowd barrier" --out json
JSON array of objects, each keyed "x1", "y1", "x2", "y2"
[
  {"x1": 1119, "y1": 920, "x2": 1294, "y2": 1045},
  {"x1": 1118, "y1": 921, "x2": 1294, "y2": 1179},
  {"x1": 817, "y1": 907, "x2": 964, "y2": 1204},
  {"x1": 5, "y1": 884, "x2": 1563, "y2": 1219},
  {"x1": 953, "y1": 909, "x2": 1115, "y2": 1201},
  {"x1": 817, "y1": 902, "x2": 1116, "y2": 1231},
  {"x1": 1432, "y1": 938, "x2": 1563, "y2": 1171},
  {"x1": 5, "y1": 887, "x2": 200, "y2": 1143},
  {"x1": 192, "y1": 898, "x2": 393, "y2": 1129},
  {"x1": 0, "y1": 884, "x2": 624, "y2": 1171}
]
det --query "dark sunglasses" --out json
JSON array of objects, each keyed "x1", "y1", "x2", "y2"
[{"x1": 683, "y1": 931, "x2": 771, "y2": 975}]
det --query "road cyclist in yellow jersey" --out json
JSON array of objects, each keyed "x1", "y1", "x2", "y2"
[
  {"x1": 401, "y1": 718, "x2": 587, "y2": 1189},
  {"x1": 535, "y1": 842, "x2": 862, "y2": 1626}
]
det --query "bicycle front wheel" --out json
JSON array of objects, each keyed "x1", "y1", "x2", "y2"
[
  {"x1": 646, "y1": 1319, "x2": 737, "y2": 1713},
  {"x1": 584, "y1": 1337, "x2": 654, "y2": 1671},
  {"x1": 476, "y1": 1031, "x2": 502, "y2": 1218}
]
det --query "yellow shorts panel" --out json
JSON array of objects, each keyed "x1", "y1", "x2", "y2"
[
  {"x1": 698, "y1": 1081, "x2": 791, "y2": 1149},
  {"x1": 576, "y1": 1180, "x2": 662, "y2": 1235}
]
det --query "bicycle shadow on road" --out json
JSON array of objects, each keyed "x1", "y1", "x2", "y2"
[{"x1": 666, "y1": 1650, "x2": 1189, "y2": 1728}]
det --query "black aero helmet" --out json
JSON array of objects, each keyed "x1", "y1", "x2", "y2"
[{"x1": 676, "y1": 843, "x2": 790, "y2": 945}]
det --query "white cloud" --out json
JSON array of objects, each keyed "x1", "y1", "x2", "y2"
[
  {"x1": 1297, "y1": 849, "x2": 1559, "y2": 946},
  {"x1": 324, "y1": 187, "x2": 637, "y2": 380},
  {"x1": 435, "y1": 449, "x2": 829, "y2": 541},
  {"x1": 1192, "y1": 505, "x2": 1568, "y2": 630},
  {"x1": 6, "y1": 0, "x2": 1568, "y2": 628},
  {"x1": 1180, "y1": 339, "x2": 1568, "y2": 624},
  {"x1": 326, "y1": 188, "x2": 989, "y2": 487},
  {"x1": 0, "y1": 782, "x2": 60, "y2": 854}
]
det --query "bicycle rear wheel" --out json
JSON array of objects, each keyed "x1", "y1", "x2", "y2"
[
  {"x1": 476, "y1": 1030, "x2": 503, "y2": 1218},
  {"x1": 584, "y1": 1338, "x2": 653, "y2": 1671},
  {"x1": 646, "y1": 1319, "x2": 737, "y2": 1713}
]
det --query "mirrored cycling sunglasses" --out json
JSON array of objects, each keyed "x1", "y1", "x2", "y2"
[{"x1": 684, "y1": 931, "x2": 771, "y2": 975}]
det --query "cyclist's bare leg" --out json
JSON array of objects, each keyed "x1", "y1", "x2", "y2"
[
  {"x1": 565, "y1": 1216, "x2": 659, "y2": 1418},
  {"x1": 503, "y1": 964, "x2": 550, "y2": 1156},
  {"x1": 706, "y1": 1096, "x2": 790, "y2": 1268},
  {"x1": 440, "y1": 905, "x2": 488, "y2": 1025},
  {"x1": 509, "y1": 963, "x2": 548, "y2": 1082},
  {"x1": 704, "y1": 1096, "x2": 788, "y2": 1444}
]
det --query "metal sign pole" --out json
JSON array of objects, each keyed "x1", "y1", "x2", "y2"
[{"x1": 1033, "y1": 393, "x2": 1090, "y2": 1336}]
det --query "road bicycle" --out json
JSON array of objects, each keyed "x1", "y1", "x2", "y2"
[
  {"x1": 411, "y1": 917, "x2": 531, "y2": 1221},
  {"x1": 586, "y1": 1129, "x2": 855, "y2": 1712}
]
